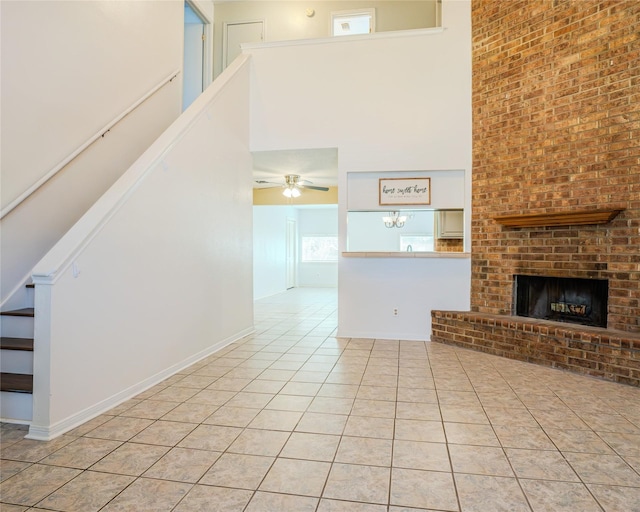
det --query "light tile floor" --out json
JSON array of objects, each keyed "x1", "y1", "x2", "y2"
[{"x1": 1, "y1": 288, "x2": 640, "y2": 511}]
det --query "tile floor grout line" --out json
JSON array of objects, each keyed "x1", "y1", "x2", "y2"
[
  {"x1": 2, "y1": 289, "x2": 640, "y2": 511},
  {"x1": 455, "y1": 346, "x2": 539, "y2": 511},
  {"x1": 427, "y1": 338, "x2": 464, "y2": 512}
]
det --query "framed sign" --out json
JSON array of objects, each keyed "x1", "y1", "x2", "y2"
[{"x1": 379, "y1": 178, "x2": 431, "y2": 206}]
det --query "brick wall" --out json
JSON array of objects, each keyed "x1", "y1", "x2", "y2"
[
  {"x1": 435, "y1": 238, "x2": 464, "y2": 252},
  {"x1": 471, "y1": 0, "x2": 640, "y2": 333}
]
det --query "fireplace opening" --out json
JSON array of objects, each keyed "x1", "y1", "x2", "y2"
[{"x1": 514, "y1": 275, "x2": 608, "y2": 328}]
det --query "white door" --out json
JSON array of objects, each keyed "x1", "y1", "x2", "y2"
[
  {"x1": 286, "y1": 219, "x2": 296, "y2": 289},
  {"x1": 223, "y1": 21, "x2": 264, "y2": 70}
]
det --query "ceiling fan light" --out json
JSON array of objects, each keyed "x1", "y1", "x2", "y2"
[
  {"x1": 291, "y1": 187, "x2": 301, "y2": 198},
  {"x1": 283, "y1": 188, "x2": 293, "y2": 198}
]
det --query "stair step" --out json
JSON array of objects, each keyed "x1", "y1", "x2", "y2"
[
  {"x1": 0, "y1": 373, "x2": 33, "y2": 394},
  {"x1": 0, "y1": 308, "x2": 35, "y2": 317},
  {"x1": 0, "y1": 337, "x2": 34, "y2": 351}
]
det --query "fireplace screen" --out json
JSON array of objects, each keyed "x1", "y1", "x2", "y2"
[{"x1": 514, "y1": 275, "x2": 608, "y2": 328}]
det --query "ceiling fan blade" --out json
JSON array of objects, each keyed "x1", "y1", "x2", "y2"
[
  {"x1": 254, "y1": 180, "x2": 284, "y2": 187},
  {"x1": 301, "y1": 185, "x2": 330, "y2": 192},
  {"x1": 255, "y1": 176, "x2": 331, "y2": 192}
]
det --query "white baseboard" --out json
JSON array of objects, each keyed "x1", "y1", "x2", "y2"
[
  {"x1": 335, "y1": 329, "x2": 429, "y2": 342},
  {"x1": 25, "y1": 327, "x2": 255, "y2": 441}
]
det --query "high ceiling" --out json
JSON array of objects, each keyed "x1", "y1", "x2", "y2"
[{"x1": 252, "y1": 148, "x2": 338, "y2": 189}]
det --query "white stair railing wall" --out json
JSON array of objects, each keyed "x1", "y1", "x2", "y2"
[{"x1": 28, "y1": 55, "x2": 254, "y2": 441}]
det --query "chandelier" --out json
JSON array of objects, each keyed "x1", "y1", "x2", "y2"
[{"x1": 382, "y1": 211, "x2": 407, "y2": 228}]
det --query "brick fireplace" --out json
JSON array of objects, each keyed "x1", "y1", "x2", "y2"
[{"x1": 432, "y1": 0, "x2": 640, "y2": 385}]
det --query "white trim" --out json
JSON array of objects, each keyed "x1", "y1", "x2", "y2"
[
  {"x1": 0, "y1": 70, "x2": 181, "y2": 221},
  {"x1": 26, "y1": 326, "x2": 255, "y2": 441},
  {"x1": 0, "y1": 416, "x2": 31, "y2": 426},
  {"x1": 241, "y1": 26, "x2": 444, "y2": 51},
  {"x1": 186, "y1": 0, "x2": 213, "y2": 90},
  {"x1": 335, "y1": 332, "x2": 429, "y2": 342},
  {"x1": 186, "y1": 0, "x2": 211, "y2": 24}
]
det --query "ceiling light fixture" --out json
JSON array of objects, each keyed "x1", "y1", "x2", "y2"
[
  {"x1": 282, "y1": 174, "x2": 302, "y2": 198},
  {"x1": 283, "y1": 186, "x2": 301, "y2": 198}
]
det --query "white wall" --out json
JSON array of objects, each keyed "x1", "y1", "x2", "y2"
[
  {"x1": 253, "y1": 205, "x2": 337, "y2": 296},
  {"x1": 341, "y1": 257, "x2": 470, "y2": 340},
  {"x1": 298, "y1": 207, "x2": 338, "y2": 287},
  {"x1": 246, "y1": 0, "x2": 472, "y2": 340},
  {"x1": 28, "y1": 57, "x2": 254, "y2": 440},
  {"x1": 253, "y1": 205, "x2": 297, "y2": 299},
  {"x1": 213, "y1": 0, "x2": 438, "y2": 77},
  {"x1": 0, "y1": 1, "x2": 183, "y2": 308}
]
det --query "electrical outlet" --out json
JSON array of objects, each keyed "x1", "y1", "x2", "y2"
[{"x1": 393, "y1": 308, "x2": 398, "y2": 316}]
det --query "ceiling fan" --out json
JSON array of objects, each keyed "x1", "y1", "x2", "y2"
[{"x1": 255, "y1": 174, "x2": 330, "y2": 198}]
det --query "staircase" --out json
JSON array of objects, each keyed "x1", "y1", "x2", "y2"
[{"x1": 0, "y1": 283, "x2": 34, "y2": 423}]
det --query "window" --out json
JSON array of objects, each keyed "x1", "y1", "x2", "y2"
[
  {"x1": 301, "y1": 236, "x2": 339, "y2": 262},
  {"x1": 331, "y1": 9, "x2": 375, "y2": 36},
  {"x1": 400, "y1": 235, "x2": 434, "y2": 252}
]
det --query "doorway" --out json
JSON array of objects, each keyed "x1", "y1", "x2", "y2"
[
  {"x1": 286, "y1": 218, "x2": 297, "y2": 289},
  {"x1": 222, "y1": 20, "x2": 264, "y2": 71},
  {"x1": 183, "y1": 2, "x2": 211, "y2": 111}
]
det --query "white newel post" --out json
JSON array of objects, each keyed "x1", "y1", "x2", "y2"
[{"x1": 26, "y1": 277, "x2": 53, "y2": 440}]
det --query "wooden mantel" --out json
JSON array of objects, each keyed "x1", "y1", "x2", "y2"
[{"x1": 493, "y1": 208, "x2": 624, "y2": 228}]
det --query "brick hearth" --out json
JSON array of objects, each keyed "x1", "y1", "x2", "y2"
[
  {"x1": 432, "y1": 311, "x2": 640, "y2": 386},
  {"x1": 432, "y1": 0, "x2": 640, "y2": 385}
]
